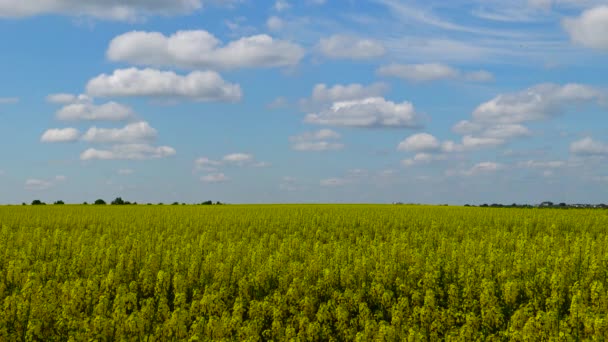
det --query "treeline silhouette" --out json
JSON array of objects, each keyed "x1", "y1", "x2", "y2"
[{"x1": 26, "y1": 198, "x2": 225, "y2": 206}]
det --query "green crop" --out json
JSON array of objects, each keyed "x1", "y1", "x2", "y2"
[{"x1": 0, "y1": 205, "x2": 607, "y2": 341}]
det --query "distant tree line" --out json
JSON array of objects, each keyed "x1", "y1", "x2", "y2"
[
  {"x1": 464, "y1": 201, "x2": 608, "y2": 209},
  {"x1": 25, "y1": 198, "x2": 225, "y2": 206}
]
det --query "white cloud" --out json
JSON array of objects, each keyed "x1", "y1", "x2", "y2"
[
  {"x1": 402, "y1": 153, "x2": 446, "y2": 167},
  {"x1": 320, "y1": 177, "x2": 350, "y2": 187},
  {"x1": 442, "y1": 83, "x2": 605, "y2": 151},
  {"x1": 397, "y1": 133, "x2": 441, "y2": 152},
  {"x1": 195, "y1": 153, "x2": 267, "y2": 170},
  {"x1": 222, "y1": 153, "x2": 254, "y2": 164},
  {"x1": 267, "y1": 96, "x2": 288, "y2": 109},
  {"x1": 56, "y1": 102, "x2": 135, "y2": 121},
  {"x1": 462, "y1": 162, "x2": 503, "y2": 176},
  {"x1": 517, "y1": 160, "x2": 567, "y2": 168},
  {"x1": 309, "y1": 83, "x2": 388, "y2": 104},
  {"x1": 377, "y1": 63, "x2": 494, "y2": 82},
  {"x1": 40, "y1": 128, "x2": 80, "y2": 143},
  {"x1": 563, "y1": 6, "x2": 608, "y2": 50},
  {"x1": 472, "y1": 83, "x2": 604, "y2": 125},
  {"x1": 0, "y1": 97, "x2": 19, "y2": 104},
  {"x1": 86, "y1": 68, "x2": 242, "y2": 102},
  {"x1": 201, "y1": 173, "x2": 229, "y2": 183},
  {"x1": 80, "y1": 144, "x2": 176, "y2": 160},
  {"x1": 440, "y1": 135, "x2": 505, "y2": 153},
  {"x1": 25, "y1": 175, "x2": 66, "y2": 191},
  {"x1": 305, "y1": 97, "x2": 420, "y2": 128},
  {"x1": 570, "y1": 137, "x2": 608, "y2": 155},
  {"x1": 107, "y1": 31, "x2": 304, "y2": 70},
  {"x1": 81, "y1": 121, "x2": 157, "y2": 144},
  {"x1": 195, "y1": 157, "x2": 223, "y2": 172},
  {"x1": 290, "y1": 129, "x2": 344, "y2": 151},
  {"x1": 0, "y1": 0, "x2": 246, "y2": 21},
  {"x1": 46, "y1": 93, "x2": 90, "y2": 104},
  {"x1": 266, "y1": 16, "x2": 284, "y2": 31},
  {"x1": 378, "y1": 63, "x2": 458, "y2": 82},
  {"x1": 117, "y1": 169, "x2": 134, "y2": 175},
  {"x1": 465, "y1": 70, "x2": 495, "y2": 82},
  {"x1": 317, "y1": 34, "x2": 386, "y2": 60},
  {"x1": 274, "y1": 0, "x2": 290, "y2": 11},
  {"x1": 461, "y1": 135, "x2": 505, "y2": 149}
]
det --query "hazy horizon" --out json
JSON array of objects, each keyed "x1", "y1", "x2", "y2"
[{"x1": 1, "y1": 0, "x2": 607, "y2": 205}]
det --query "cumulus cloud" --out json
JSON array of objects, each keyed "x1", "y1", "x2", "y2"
[
  {"x1": 40, "y1": 128, "x2": 80, "y2": 143},
  {"x1": 201, "y1": 173, "x2": 229, "y2": 183},
  {"x1": 80, "y1": 144, "x2": 176, "y2": 160},
  {"x1": 460, "y1": 162, "x2": 504, "y2": 176},
  {"x1": 195, "y1": 153, "x2": 267, "y2": 171},
  {"x1": 81, "y1": 121, "x2": 157, "y2": 144},
  {"x1": 305, "y1": 97, "x2": 420, "y2": 128},
  {"x1": 266, "y1": 16, "x2": 284, "y2": 31},
  {"x1": 444, "y1": 83, "x2": 605, "y2": 151},
  {"x1": 570, "y1": 137, "x2": 608, "y2": 155},
  {"x1": 308, "y1": 83, "x2": 387, "y2": 104},
  {"x1": 377, "y1": 63, "x2": 494, "y2": 82},
  {"x1": 194, "y1": 157, "x2": 223, "y2": 172},
  {"x1": 274, "y1": 0, "x2": 290, "y2": 11},
  {"x1": 46, "y1": 93, "x2": 90, "y2": 104},
  {"x1": 57, "y1": 101, "x2": 135, "y2": 121},
  {"x1": 222, "y1": 153, "x2": 254, "y2": 164},
  {"x1": 107, "y1": 30, "x2": 304, "y2": 70},
  {"x1": 465, "y1": 162, "x2": 503, "y2": 175},
  {"x1": 290, "y1": 129, "x2": 344, "y2": 151},
  {"x1": 0, "y1": 97, "x2": 19, "y2": 104},
  {"x1": 398, "y1": 133, "x2": 441, "y2": 152},
  {"x1": 517, "y1": 160, "x2": 567, "y2": 169},
  {"x1": 267, "y1": 96, "x2": 288, "y2": 109},
  {"x1": 317, "y1": 34, "x2": 386, "y2": 60},
  {"x1": 563, "y1": 6, "x2": 608, "y2": 50},
  {"x1": 472, "y1": 83, "x2": 604, "y2": 125},
  {"x1": 299, "y1": 82, "x2": 388, "y2": 111},
  {"x1": 86, "y1": 68, "x2": 242, "y2": 102},
  {"x1": 402, "y1": 153, "x2": 446, "y2": 167},
  {"x1": 25, "y1": 175, "x2": 66, "y2": 191},
  {"x1": 0, "y1": 0, "x2": 246, "y2": 21}
]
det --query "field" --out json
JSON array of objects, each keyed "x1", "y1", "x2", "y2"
[{"x1": 1, "y1": 205, "x2": 607, "y2": 341}]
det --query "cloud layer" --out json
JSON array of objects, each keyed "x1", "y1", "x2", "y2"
[
  {"x1": 108, "y1": 30, "x2": 305, "y2": 70},
  {"x1": 86, "y1": 68, "x2": 242, "y2": 102}
]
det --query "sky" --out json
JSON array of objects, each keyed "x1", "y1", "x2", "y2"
[{"x1": 0, "y1": 0, "x2": 608, "y2": 205}]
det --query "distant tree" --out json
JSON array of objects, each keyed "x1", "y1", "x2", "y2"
[
  {"x1": 54, "y1": 200, "x2": 65, "y2": 205},
  {"x1": 31, "y1": 200, "x2": 45, "y2": 205},
  {"x1": 158, "y1": 203, "x2": 164, "y2": 205},
  {"x1": 111, "y1": 197, "x2": 125, "y2": 205},
  {"x1": 481, "y1": 204, "x2": 489, "y2": 207},
  {"x1": 147, "y1": 203, "x2": 152, "y2": 205},
  {"x1": 559, "y1": 202, "x2": 567, "y2": 207},
  {"x1": 22, "y1": 202, "x2": 26, "y2": 206},
  {"x1": 172, "y1": 202, "x2": 179, "y2": 205},
  {"x1": 94, "y1": 199, "x2": 106, "y2": 205},
  {"x1": 83, "y1": 202, "x2": 88, "y2": 205},
  {"x1": 201, "y1": 200, "x2": 213, "y2": 205},
  {"x1": 216, "y1": 201, "x2": 223, "y2": 205}
]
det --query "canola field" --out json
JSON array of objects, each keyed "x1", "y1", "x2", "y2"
[{"x1": 1, "y1": 205, "x2": 607, "y2": 341}]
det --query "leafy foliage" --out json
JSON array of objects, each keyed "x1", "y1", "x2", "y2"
[{"x1": 0, "y1": 205, "x2": 607, "y2": 340}]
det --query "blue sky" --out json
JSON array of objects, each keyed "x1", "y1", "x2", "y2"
[{"x1": 1, "y1": 0, "x2": 608, "y2": 205}]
